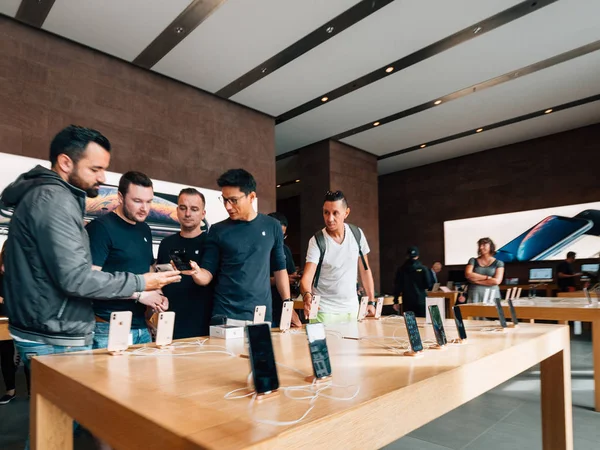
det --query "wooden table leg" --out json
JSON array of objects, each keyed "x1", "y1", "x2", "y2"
[
  {"x1": 540, "y1": 339, "x2": 573, "y2": 450},
  {"x1": 31, "y1": 371, "x2": 73, "y2": 450},
  {"x1": 593, "y1": 320, "x2": 600, "y2": 412}
]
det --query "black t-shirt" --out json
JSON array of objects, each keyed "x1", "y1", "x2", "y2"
[
  {"x1": 157, "y1": 232, "x2": 213, "y2": 338},
  {"x1": 87, "y1": 213, "x2": 154, "y2": 328},
  {"x1": 201, "y1": 214, "x2": 286, "y2": 322},
  {"x1": 270, "y1": 244, "x2": 296, "y2": 326},
  {"x1": 557, "y1": 261, "x2": 575, "y2": 291}
]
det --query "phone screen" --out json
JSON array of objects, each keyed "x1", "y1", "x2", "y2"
[
  {"x1": 169, "y1": 249, "x2": 193, "y2": 271},
  {"x1": 247, "y1": 324, "x2": 279, "y2": 394},
  {"x1": 403, "y1": 311, "x2": 423, "y2": 353},
  {"x1": 428, "y1": 305, "x2": 447, "y2": 346},
  {"x1": 495, "y1": 216, "x2": 592, "y2": 262},
  {"x1": 507, "y1": 300, "x2": 519, "y2": 325},
  {"x1": 494, "y1": 298, "x2": 508, "y2": 328},
  {"x1": 452, "y1": 305, "x2": 467, "y2": 340},
  {"x1": 306, "y1": 323, "x2": 332, "y2": 379}
]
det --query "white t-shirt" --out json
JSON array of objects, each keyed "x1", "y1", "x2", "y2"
[{"x1": 306, "y1": 224, "x2": 370, "y2": 314}]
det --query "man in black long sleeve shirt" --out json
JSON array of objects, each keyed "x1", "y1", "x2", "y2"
[{"x1": 393, "y1": 246, "x2": 434, "y2": 317}]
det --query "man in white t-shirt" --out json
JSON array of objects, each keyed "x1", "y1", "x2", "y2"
[{"x1": 299, "y1": 190, "x2": 375, "y2": 323}]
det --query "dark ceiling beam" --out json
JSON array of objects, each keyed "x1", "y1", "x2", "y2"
[
  {"x1": 216, "y1": 0, "x2": 396, "y2": 98},
  {"x1": 275, "y1": 0, "x2": 558, "y2": 125},
  {"x1": 15, "y1": 0, "x2": 55, "y2": 28},
  {"x1": 378, "y1": 93, "x2": 600, "y2": 161},
  {"x1": 133, "y1": 0, "x2": 226, "y2": 69},
  {"x1": 332, "y1": 40, "x2": 600, "y2": 141}
]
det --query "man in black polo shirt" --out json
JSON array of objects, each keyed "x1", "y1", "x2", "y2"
[
  {"x1": 157, "y1": 188, "x2": 213, "y2": 338},
  {"x1": 184, "y1": 169, "x2": 291, "y2": 324},
  {"x1": 88, "y1": 171, "x2": 166, "y2": 348},
  {"x1": 557, "y1": 251, "x2": 581, "y2": 292}
]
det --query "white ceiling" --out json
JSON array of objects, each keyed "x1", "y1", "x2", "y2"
[{"x1": 2, "y1": 0, "x2": 599, "y2": 176}]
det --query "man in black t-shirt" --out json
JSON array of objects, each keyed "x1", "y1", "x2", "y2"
[
  {"x1": 157, "y1": 188, "x2": 213, "y2": 338},
  {"x1": 183, "y1": 169, "x2": 291, "y2": 324},
  {"x1": 557, "y1": 251, "x2": 581, "y2": 292},
  {"x1": 88, "y1": 171, "x2": 167, "y2": 348}
]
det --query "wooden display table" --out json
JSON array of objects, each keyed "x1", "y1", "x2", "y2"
[
  {"x1": 500, "y1": 284, "x2": 557, "y2": 298},
  {"x1": 0, "y1": 317, "x2": 10, "y2": 341},
  {"x1": 460, "y1": 298, "x2": 600, "y2": 411},
  {"x1": 31, "y1": 319, "x2": 571, "y2": 449},
  {"x1": 294, "y1": 295, "x2": 400, "y2": 311},
  {"x1": 557, "y1": 291, "x2": 598, "y2": 298},
  {"x1": 426, "y1": 291, "x2": 460, "y2": 317}
]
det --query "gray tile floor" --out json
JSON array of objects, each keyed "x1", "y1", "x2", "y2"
[{"x1": 0, "y1": 331, "x2": 596, "y2": 450}]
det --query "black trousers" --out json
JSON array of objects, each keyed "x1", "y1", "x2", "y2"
[{"x1": 0, "y1": 339, "x2": 16, "y2": 391}]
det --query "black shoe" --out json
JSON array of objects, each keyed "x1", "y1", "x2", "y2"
[{"x1": 0, "y1": 393, "x2": 16, "y2": 404}]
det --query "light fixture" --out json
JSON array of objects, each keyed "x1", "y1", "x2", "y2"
[
  {"x1": 276, "y1": 184, "x2": 281, "y2": 188},
  {"x1": 385, "y1": 66, "x2": 394, "y2": 73},
  {"x1": 373, "y1": 122, "x2": 380, "y2": 126},
  {"x1": 175, "y1": 26, "x2": 185, "y2": 34},
  {"x1": 420, "y1": 144, "x2": 426, "y2": 148},
  {"x1": 473, "y1": 26, "x2": 482, "y2": 34},
  {"x1": 545, "y1": 108, "x2": 553, "y2": 114},
  {"x1": 434, "y1": 100, "x2": 442, "y2": 105},
  {"x1": 476, "y1": 128, "x2": 483, "y2": 133},
  {"x1": 295, "y1": 179, "x2": 300, "y2": 183},
  {"x1": 321, "y1": 96, "x2": 329, "y2": 102},
  {"x1": 326, "y1": 26, "x2": 334, "y2": 34}
]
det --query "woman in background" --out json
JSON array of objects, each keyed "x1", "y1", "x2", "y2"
[{"x1": 465, "y1": 237, "x2": 504, "y2": 303}]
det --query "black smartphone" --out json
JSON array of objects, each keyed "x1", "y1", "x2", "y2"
[
  {"x1": 246, "y1": 323, "x2": 279, "y2": 394},
  {"x1": 428, "y1": 305, "x2": 447, "y2": 347},
  {"x1": 169, "y1": 249, "x2": 193, "y2": 271},
  {"x1": 452, "y1": 305, "x2": 468, "y2": 340},
  {"x1": 403, "y1": 311, "x2": 423, "y2": 353},
  {"x1": 494, "y1": 298, "x2": 508, "y2": 328},
  {"x1": 507, "y1": 299, "x2": 519, "y2": 326},
  {"x1": 305, "y1": 323, "x2": 332, "y2": 379}
]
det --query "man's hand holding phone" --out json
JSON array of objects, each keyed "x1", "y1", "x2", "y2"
[{"x1": 143, "y1": 271, "x2": 181, "y2": 291}]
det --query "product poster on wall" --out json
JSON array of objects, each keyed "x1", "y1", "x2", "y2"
[
  {"x1": 444, "y1": 201, "x2": 600, "y2": 265},
  {"x1": 0, "y1": 152, "x2": 233, "y2": 255}
]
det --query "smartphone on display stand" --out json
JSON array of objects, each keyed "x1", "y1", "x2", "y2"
[
  {"x1": 507, "y1": 300, "x2": 519, "y2": 327},
  {"x1": 357, "y1": 297, "x2": 369, "y2": 322},
  {"x1": 428, "y1": 305, "x2": 447, "y2": 348},
  {"x1": 452, "y1": 305, "x2": 468, "y2": 341},
  {"x1": 107, "y1": 311, "x2": 132, "y2": 354},
  {"x1": 494, "y1": 298, "x2": 508, "y2": 329},
  {"x1": 305, "y1": 323, "x2": 332, "y2": 380},
  {"x1": 156, "y1": 311, "x2": 175, "y2": 347},
  {"x1": 246, "y1": 323, "x2": 279, "y2": 395},
  {"x1": 495, "y1": 216, "x2": 593, "y2": 262},
  {"x1": 279, "y1": 301, "x2": 293, "y2": 332},
  {"x1": 403, "y1": 311, "x2": 424, "y2": 354},
  {"x1": 374, "y1": 297, "x2": 384, "y2": 319},
  {"x1": 309, "y1": 295, "x2": 320, "y2": 320},
  {"x1": 169, "y1": 249, "x2": 193, "y2": 271},
  {"x1": 253, "y1": 305, "x2": 266, "y2": 324}
]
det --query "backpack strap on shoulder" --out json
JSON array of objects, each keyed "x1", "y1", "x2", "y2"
[
  {"x1": 348, "y1": 224, "x2": 368, "y2": 271},
  {"x1": 313, "y1": 230, "x2": 326, "y2": 288}
]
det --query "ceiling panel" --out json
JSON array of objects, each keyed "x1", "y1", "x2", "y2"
[
  {"x1": 377, "y1": 101, "x2": 600, "y2": 175},
  {"x1": 42, "y1": 0, "x2": 193, "y2": 61},
  {"x1": 231, "y1": 0, "x2": 521, "y2": 116},
  {"x1": 153, "y1": 0, "x2": 361, "y2": 94},
  {"x1": 0, "y1": 0, "x2": 20, "y2": 17},
  {"x1": 274, "y1": 0, "x2": 600, "y2": 154},
  {"x1": 343, "y1": 50, "x2": 600, "y2": 154}
]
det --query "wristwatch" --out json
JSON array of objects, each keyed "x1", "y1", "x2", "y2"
[
  {"x1": 367, "y1": 301, "x2": 377, "y2": 307},
  {"x1": 282, "y1": 298, "x2": 292, "y2": 303}
]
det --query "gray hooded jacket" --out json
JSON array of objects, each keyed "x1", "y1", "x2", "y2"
[{"x1": 1, "y1": 165, "x2": 145, "y2": 346}]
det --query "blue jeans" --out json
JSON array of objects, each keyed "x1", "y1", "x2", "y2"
[
  {"x1": 13, "y1": 341, "x2": 92, "y2": 450},
  {"x1": 92, "y1": 322, "x2": 152, "y2": 349}
]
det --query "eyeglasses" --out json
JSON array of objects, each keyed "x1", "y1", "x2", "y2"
[{"x1": 219, "y1": 194, "x2": 247, "y2": 206}]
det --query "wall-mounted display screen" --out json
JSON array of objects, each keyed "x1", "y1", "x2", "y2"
[
  {"x1": 529, "y1": 268, "x2": 553, "y2": 282},
  {"x1": 581, "y1": 264, "x2": 600, "y2": 273},
  {"x1": 444, "y1": 201, "x2": 600, "y2": 265}
]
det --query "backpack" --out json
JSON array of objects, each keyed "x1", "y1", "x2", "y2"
[{"x1": 313, "y1": 223, "x2": 368, "y2": 288}]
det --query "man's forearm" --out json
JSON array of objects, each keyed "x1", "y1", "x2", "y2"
[
  {"x1": 192, "y1": 268, "x2": 213, "y2": 286},
  {"x1": 274, "y1": 270, "x2": 291, "y2": 299}
]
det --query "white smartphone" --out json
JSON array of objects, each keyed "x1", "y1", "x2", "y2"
[
  {"x1": 253, "y1": 305, "x2": 266, "y2": 324},
  {"x1": 155, "y1": 263, "x2": 174, "y2": 272},
  {"x1": 374, "y1": 297, "x2": 384, "y2": 319},
  {"x1": 515, "y1": 287, "x2": 522, "y2": 299},
  {"x1": 511, "y1": 288, "x2": 519, "y2": 300},
  {"x1": 357, "y1": 296, "x2": 369, "y2": 321},
  {"x1": 431, "y1": 283, "x2": 440, "y2": 292},
  {"x1": 279, "y1": 301, "x2": 293, "y2": 332},
  {"x1": 505, "y1": 288, "x2": 513, "y2": 300},
  {"x1": 107, "y1": 311, "x2": 132, "y2": 354},
  {"x1": 308, "y1": 295, "x2": 321, "y2": 320},
  {"x1": 155, "y1": 311, "x2": 175, "y2": 347}
]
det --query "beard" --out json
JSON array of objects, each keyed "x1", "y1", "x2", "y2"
[
  {"x1": 68, "y1": 168, "x2": 100, "y2": 198},
  {"x1": 122, "y1": 202, "x2": 146, "y2": 223}
]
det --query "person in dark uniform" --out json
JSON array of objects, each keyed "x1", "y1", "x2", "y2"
[
  {"x1": 393, "y1": 246, "x2": 434, "y2": 317},
  {"x1": 557, "y1": 251, "x2": 581, "y2": 292}
]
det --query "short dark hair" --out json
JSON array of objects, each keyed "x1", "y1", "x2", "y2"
[
  {"x1": 324, "y1": 190, "x2": 348, "y2": 208},
  {"x1": 566, "y1": 251, "x2": 576, "y2": 259},
  {"x1": 178, "y1": 188, "x2": 205, "y2": 207},
  {"x1": 217, "y1": 169, "x2": 256, "y2": 195},
  {"x1": 268, "y1": 212, "x2": 288, "y2": 228},
  {"x1": 118, "y1": 171, "x2": 153, "y2": 196},
  {"x1": 477, "y1": 237, "x2": 496, "y2": 256},
  {"x1": 49, "y1": 125, "x2": 111, "y2": 166}
]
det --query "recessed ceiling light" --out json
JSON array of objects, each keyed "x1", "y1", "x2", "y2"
[
  {"x1": 420, "y1": 144, "x2": 426, "y2": 148},
  {"x1": 476, "y1": 128, "x2": 483, "y2": 133},
  {"x1": 373, "y1": 122, "x2": 380, "y2": 126},
  {"x1": 473, "y1": 26, "x2": 482, "y2": 34},
  {"x1": 321, "y1": 96, "x2": 329, "y2": 102},
  {"x1": 434, "y1": 100, "x2": 442, "y2": 105},
  {"x1": 276, "y1": 184, "x2": 281, "y2": 188},
  {"x1": 385, "y1": 66, "x2": 394, "y2": 73},
  {"x1": 326, "y1": 26, "x2": 334, "y2": 34},
  {"x1": 545, "y1": 108, "x2": 553, "y2": 114},
  {"x1": 175, "y1": 26, "x2": 185, "y2": 34},
  {"x1": 295, "y1": 179, "x2": 300, "y2": 183}
]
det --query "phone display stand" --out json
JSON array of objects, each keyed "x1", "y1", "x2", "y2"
[
  {"x1": 403, "y1": 350, "x2": 424, "y2": 358},
  {"x1": 108, "y1": 349, "x2": 127, "y2": 356},
  {"x1": 255, "y1": 390, "x2": 280, "y2": 401},
  {"x1": 428, "y1": 344, "x2": 447, "y2": 351},
  {"x1": 449, "y1": 338, "x2": 466, "y2": 345},
  {"x1": 305, "y1": 375, "x2": 332, "y2": 384}
]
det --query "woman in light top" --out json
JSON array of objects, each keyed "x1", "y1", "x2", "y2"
[{"x1": 465, "y1": 237, "x2": 505, "y2": 303}]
